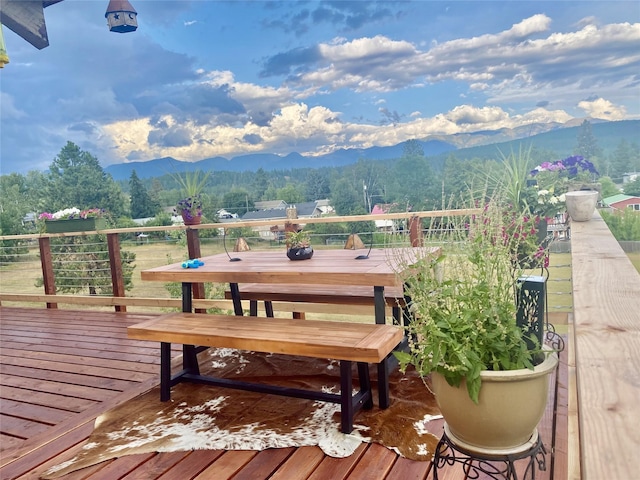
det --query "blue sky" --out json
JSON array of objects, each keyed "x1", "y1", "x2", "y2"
[{"x1": 1, "y1": 0, "x2": 638, "y2": 174}]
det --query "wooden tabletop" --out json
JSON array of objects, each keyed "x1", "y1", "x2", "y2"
[{"x1": 141, "y1": 247, "x2": 440, "y2": 287}]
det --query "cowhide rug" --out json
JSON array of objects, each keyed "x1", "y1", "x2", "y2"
[{"x1": 42, "y1": 348, "x2": 442, "y2": 479}]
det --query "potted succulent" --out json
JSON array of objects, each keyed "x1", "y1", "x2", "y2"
[
  {"x1": 172, "y1": 170, "x2": 210, "y2": 225},
  {"x1": 285, "y1": 229, "x2": 314, "y2": 260},
  {"x1": 394, "y1": 194, "x2": 558, "y2": 453}
]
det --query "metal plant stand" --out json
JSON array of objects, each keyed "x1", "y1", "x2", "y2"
[{"x1": 433, "y1": 427, "x2": 547, "y2": 480}]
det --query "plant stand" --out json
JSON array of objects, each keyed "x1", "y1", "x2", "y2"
[{"x1": 433, "y1": 426, "x2": 547, "y2": 480}]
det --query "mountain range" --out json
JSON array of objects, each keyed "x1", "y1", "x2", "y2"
[{"x1": 105, "y1": 119, "x2": 639, "y2": 181}]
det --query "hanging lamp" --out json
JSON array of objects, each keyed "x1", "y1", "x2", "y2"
[
  {"x1": 105, "y1": 0, "x2": 137, "y2": 33},
  {"x1": 0, "y1": 24, "x2": 9, "y2": 68}
]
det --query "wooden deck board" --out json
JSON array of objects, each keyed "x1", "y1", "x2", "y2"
[{"x1": 0, "y1": 306, "x2": 567, "y2": 480}]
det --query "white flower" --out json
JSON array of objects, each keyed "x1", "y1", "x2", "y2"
[
  {"x1": 52, "y1": 207, "x2": 80, "y2": 219},
  {"x1": 537, "y1": 190, "x2": 549, "y2": 196}
]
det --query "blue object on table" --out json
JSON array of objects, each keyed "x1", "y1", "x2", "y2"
[{"x1": 181, "y1": 259, "x2": 205, "y2": 269}]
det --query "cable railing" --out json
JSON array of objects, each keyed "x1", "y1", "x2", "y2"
[{"x1": 0, "y1": 208, "x2": 573, "y2": 313}]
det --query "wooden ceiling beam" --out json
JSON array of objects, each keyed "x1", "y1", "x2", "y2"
[{"x1": 0, "y1": 0, "x2": 64, "y2": 50}]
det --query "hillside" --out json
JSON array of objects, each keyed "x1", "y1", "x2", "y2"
[{"x1": 105, "y1": 120, "x2": 639, "y2": 180}]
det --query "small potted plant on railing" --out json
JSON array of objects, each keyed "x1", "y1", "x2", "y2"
[
  {"x1": 285, "y1": 229, "x2": 314, "y2": 260},
  {"x1": 172, "y1": 170, "x2": 210, "y2": 225},
  {"x1": 39, "y1": 207, "x2": 107, "y2": 233},
  {"x1": 393, "y1": 193, "x2": 560, "y2": 453}
]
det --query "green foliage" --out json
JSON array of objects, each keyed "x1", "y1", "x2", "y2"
[
  {"x1": 285, "y1": 229, "x2": 311, "y2": 247},
  {"x1": 45, "y1": 142, "x2": 127, "y2": 217},
  {"x1": 623, "y1": 178, "x2": 640, "y2": 196},
  {"x1": 394, "y1": 194, "x2": 542, "y2": 403},
  {"x1": 172, "y1": 170, "x2": 211, "y2": 198},
  {"x1": 276, "y1": 183, "x2": 304, "y2": 204},
  {"x1": 305, "y1": 169, "x2": 331, "y2": 201},
  {"x1": 129, "y1": 170, "x2": 160, "y2": 218},
  {"x1": 222, "y1": 189, "x2": 254, "y2": 215},
  {"x1": 599, "y1": 176, "x2": 621, "y2": 198},
  {"x1": 601, "y1": 209, "x2": 640, "y2": 241},
  {"x1": 574, "y1": 119, "x2": 602, "y2": 161}
]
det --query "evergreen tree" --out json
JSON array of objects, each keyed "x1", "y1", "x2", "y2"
[
  {"x1": 129, "y1": 170, "x2": 160, "y2": 218},
  {"x1": 252, "y1": 168, "x2": 269, "y2": 201},
  {"x1": 305, "y1": 169, "x2": 331, "y2": 201},
  {"x1": 574, "y1": 120, "x2": 602, "y2": 161},
  {"x1": 609, "y1": 139, "x2": 639, "y2": 180},
  {"x1": 45, "y1": 142, "x2": 127, "y2": 217}
]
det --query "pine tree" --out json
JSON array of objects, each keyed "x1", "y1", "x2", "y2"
[
  {"x1": 129, "y1": 170, "x2": 160, "y2": 218},
  {"x1": 574, "y1": 120, "x2": 602, "y2": 161}
]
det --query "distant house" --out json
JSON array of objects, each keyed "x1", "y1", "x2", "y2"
[
  {"x1": 603, "y1": 194, "x2": 640, "y2": 212},
  {"x1": 241, "y1": 201, "x2": 325, "y2": 240},
  {"x1": 622, "y1": 172, "x2": 639, "y2": 184},
  {"x1": 371, "y1": 204, "x2": 399, "y2": 231}
]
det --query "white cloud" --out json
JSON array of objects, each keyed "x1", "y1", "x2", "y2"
[{"x1": 577, "y1": 98, "x2": 627, "y2": 120}]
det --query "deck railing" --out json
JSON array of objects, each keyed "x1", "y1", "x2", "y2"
[{"x1": 567, "y1": 210, "x2": 639, "y2": 479}]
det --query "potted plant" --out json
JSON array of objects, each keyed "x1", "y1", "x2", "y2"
[
  {"x1": 285, "y1": 229, "x2": 314, "y2": 260},
  {"x1": 530, "y1": 155, "x2": 600, "y2": 222},
  {"x1": 39, "y1": 207, "x2": 107, "y2": 233},
  {"x1": 172, "y1": 170, "x2": 210, "y2": 225},
  {"x1": 484, "y1": 147, "x2": 560, "y2": 269},
  {"x1": 394, "y1": 195, "x2": 558, "y2": 453}
]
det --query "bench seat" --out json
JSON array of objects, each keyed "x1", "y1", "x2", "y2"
[
  {"x1": 225, "y1": 283, "x2": 406, "y2": 320},
  {"x1": 128, "y1": 313, "x2": 404, "y2": 433}
]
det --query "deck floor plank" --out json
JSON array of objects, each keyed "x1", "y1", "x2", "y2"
[
  {"x1": 0, "y1": 306, "x2": 566, "y2": 480},
  {"x1": 156, "y1": 450, "x2": 226, "y2": 480}
]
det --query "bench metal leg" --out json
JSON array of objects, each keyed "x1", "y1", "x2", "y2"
[
  {"x1": 250, "y1": 300, "x2": 258, "y2": 316},
  {"x1": 358, "y1": 363, "x2": 373, "y2": 410},
  {"x1": 183, "y1": 345, "x2": 200, "y2": 374},
  {"x1": 378, "y1": 357, "x2": 391, "y2": 408},
  {"x1": 230, "y1": 283, "x2": 244, "y2": 316},
  {"x1": 340, "y1": 360, "x2": 354, "y2": 433},
  {"x1": 264, "y1": 300, "x2": 274, "y2": 317},
  {"x1": 160, "y1": 342, "x2": 171, "y2": 401}
]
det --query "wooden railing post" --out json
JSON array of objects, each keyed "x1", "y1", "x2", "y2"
[
  {"x1": 186, "y1": 228, "x2": 206, "y2": 314},
  {"x1": 107, "y1": 233, "x2": 126, "y2": 312},
  {"x1": 38, "y1": 237, "x2": 57, "y2": 309},
  {"x1": 408, "y1": 215, "x2": 423, "y2": 247}
]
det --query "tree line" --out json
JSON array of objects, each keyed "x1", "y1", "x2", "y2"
[{"x1": 1, "y1": 120, "x2": 639, "y2": 237}]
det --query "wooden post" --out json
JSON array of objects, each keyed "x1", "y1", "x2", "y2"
[
  {"x1": 186, "y1": 228, "x2": 206, "y2": 314},
  {"x1": 408, "y1": 215, "x2": 423, "y2": 247},
  {"x1": 38, "y1": 237, "x2": 57, "y2": 309},
  {"x1": 106, "y1": 233, "x2": 126, "y2": 312}
]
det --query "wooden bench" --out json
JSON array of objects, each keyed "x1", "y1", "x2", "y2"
[
  {"x1": 224, "y1": 283, "x2": 406, "y2": 322},
  {"x1": 127, "y1": 312, "x2": 404, "y2": 433}
]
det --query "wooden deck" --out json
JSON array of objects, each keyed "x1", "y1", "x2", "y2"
[{"x1": 0, "y1": 307, "x2": 568, "y2": 480}]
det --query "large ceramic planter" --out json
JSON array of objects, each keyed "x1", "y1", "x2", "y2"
[
  {"x1": 44, "y1": 218, "x2": 106, "y2": 233},
  {"x1": 565, "y1": 190, "x2": 598, "y2": 222},
  {"x1": 431, "y1": 347, "x2": 558, "y2": 453}
]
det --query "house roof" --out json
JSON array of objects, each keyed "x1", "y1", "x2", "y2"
[
  {"x1": 241, "y1": 209, "x2": 287, "y2": 221},
  {"x1": 603, "y1": 194, "x2": 639, "y2": 206},
  {"x1": 254, "y1": 200, "x2": 288, "y2": 210}
]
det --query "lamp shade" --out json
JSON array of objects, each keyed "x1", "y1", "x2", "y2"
[
  {"x1": 0, "y1": 25, "x2": 9, "y2": 68},
  {"x1": 105, "y1": 0, "x2": 138, "y2": 33}
]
